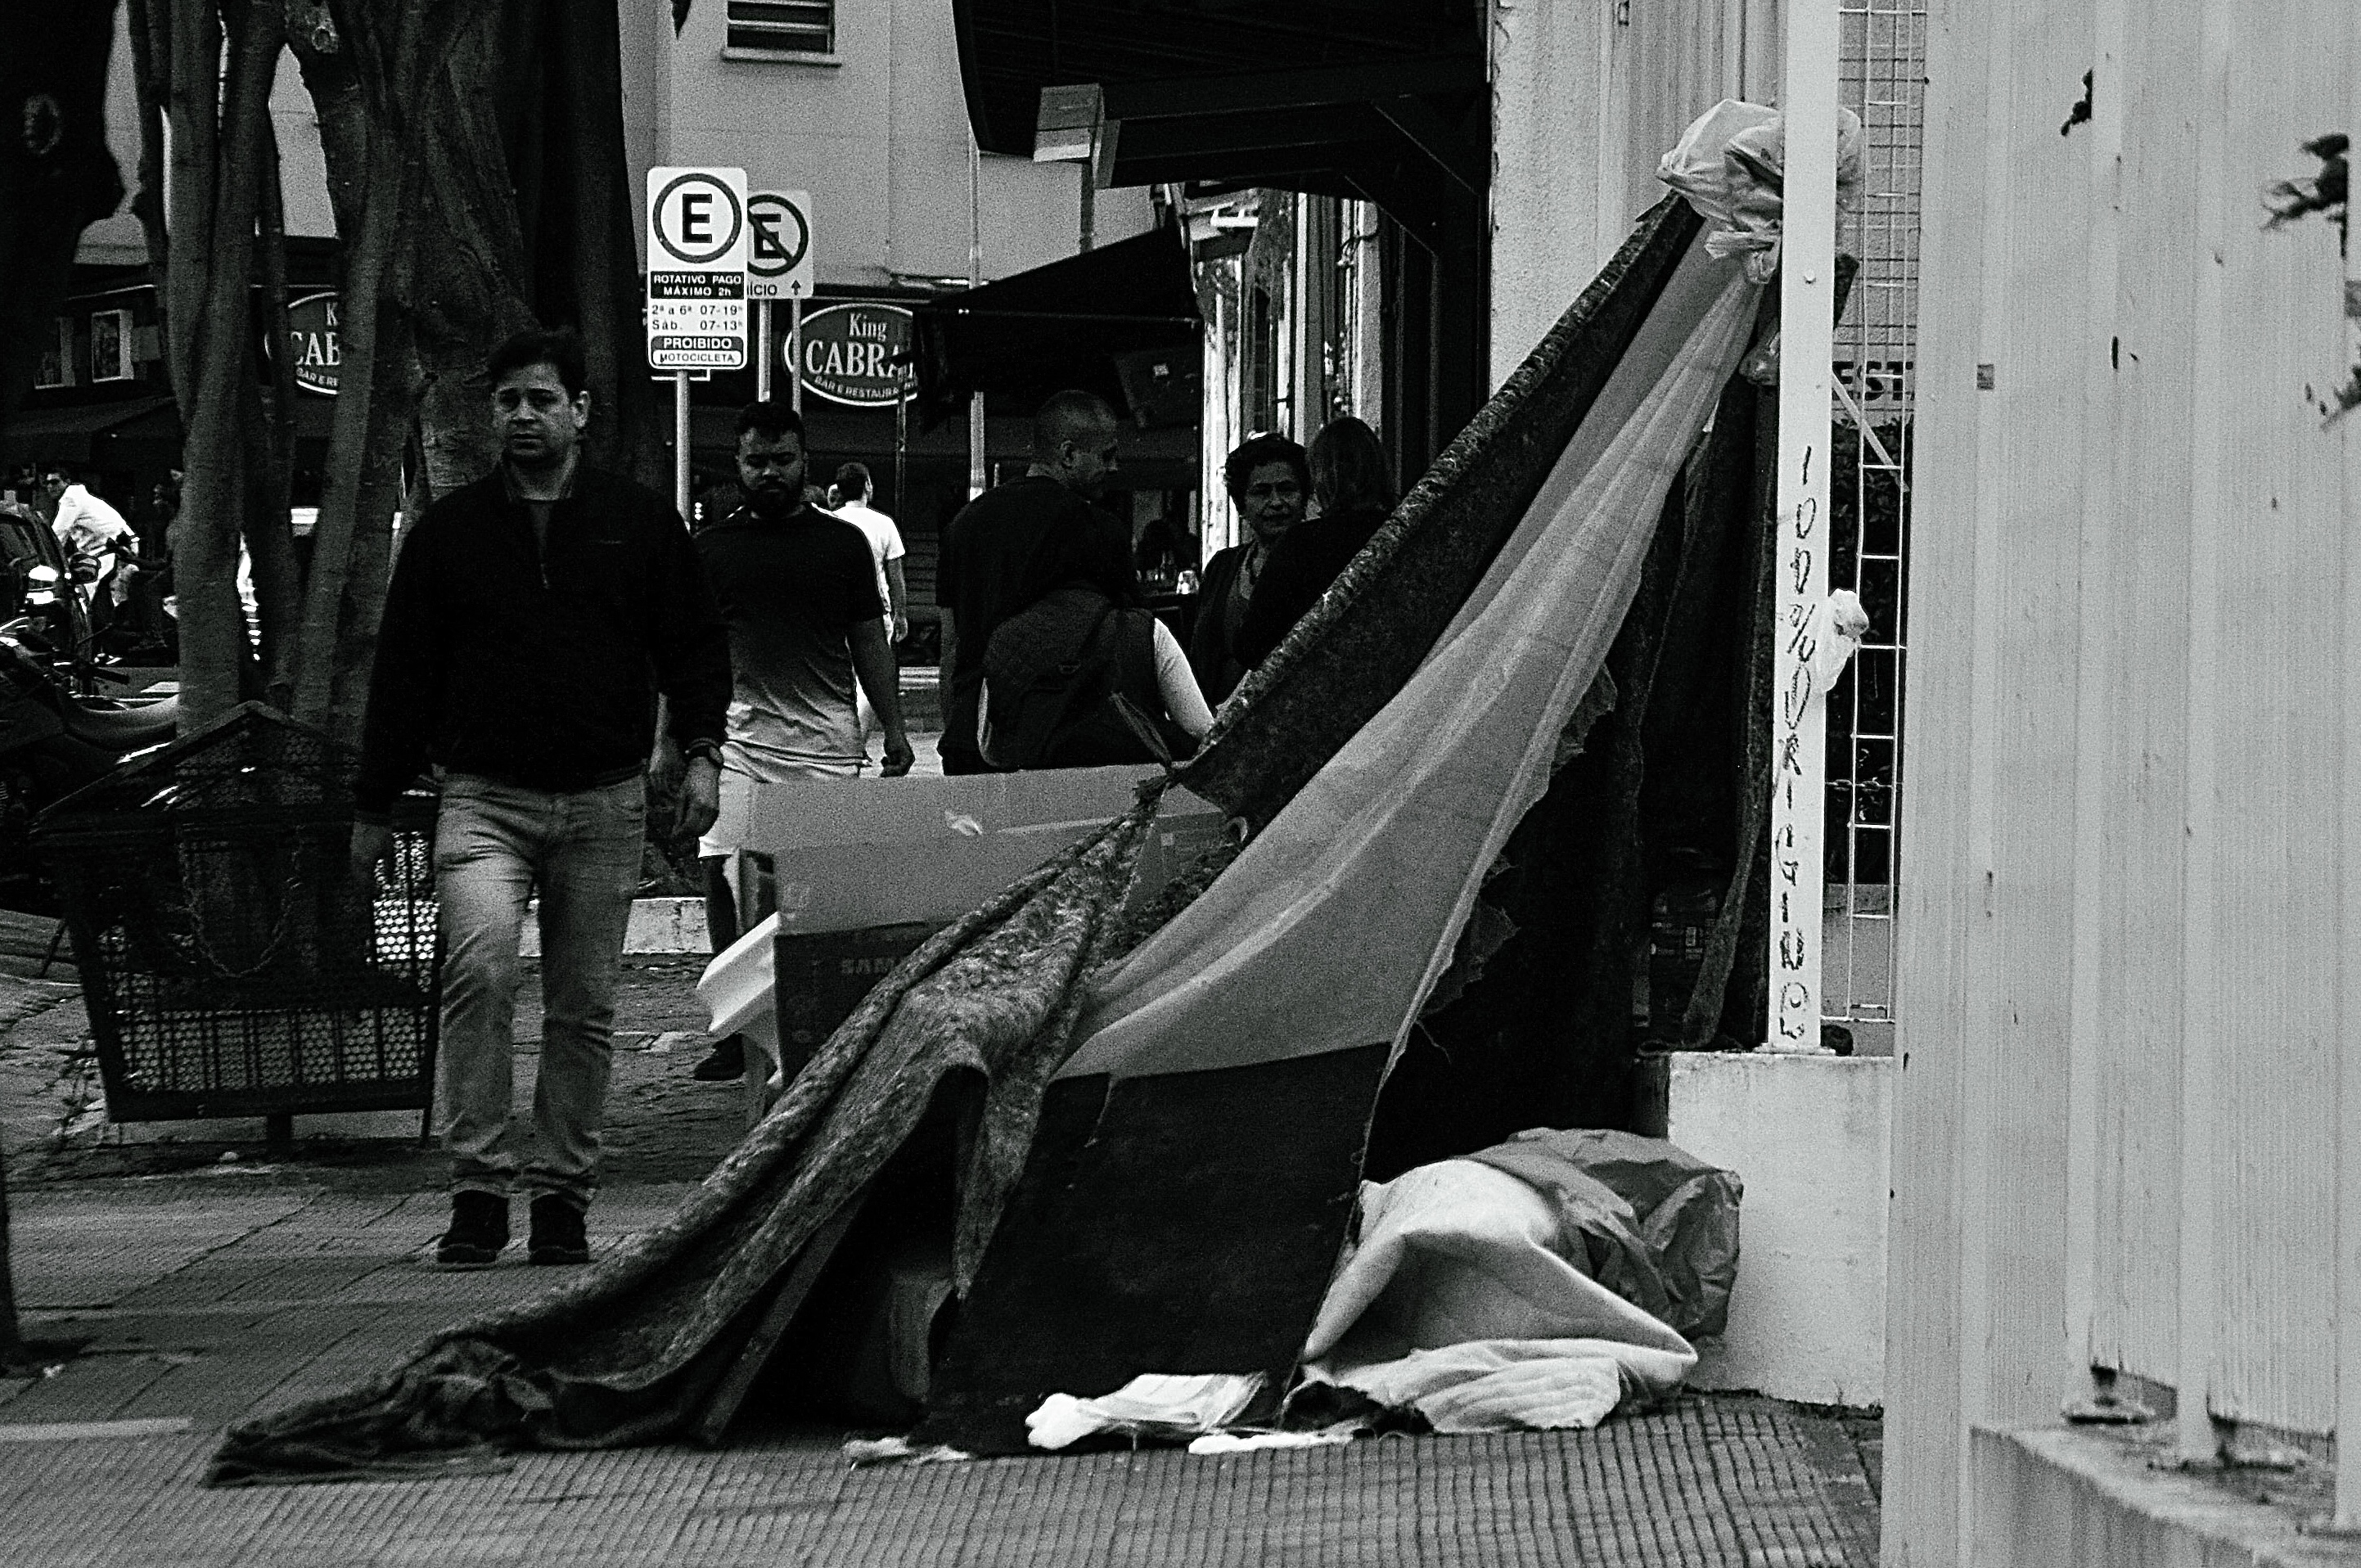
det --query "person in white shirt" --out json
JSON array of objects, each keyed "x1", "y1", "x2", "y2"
[
  {"x1": 825, "y1": 462, "x2": 909, "y2": 758},
  {"x1": 45, "y1": 466, "x2": 138, "y2": 637},
  {"x1": 825, "y1": 462, "x2": 908, "y2": 644}
]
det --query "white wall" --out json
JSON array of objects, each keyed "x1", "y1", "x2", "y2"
[
  {"x1": 82, "y1": 7, "x2": 1148, "y2": 290},
  {"x1": 1672, "y1": 1053, "x2": 1890, "y2": 1408},
  {"x1": 650, "y1": 0, "x2": 1148, "y2": 291},
  {"x1": 1885, "y1": 0, "x2": 2359, "y2": 1563},
  {"x1": 81, "y1": 20, "x2": 336, "y2": 267},
  {"x1": 1488, "y1": 0, "x2": 1783, "y2": 389}
]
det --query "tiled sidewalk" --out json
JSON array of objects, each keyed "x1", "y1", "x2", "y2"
[
  {"x1": 2, "y1": 1179, "x2": 1880, "y2": 1567},
  {"x1": 1, "y1": 941, "x2": 1881, "y2": 1568}
]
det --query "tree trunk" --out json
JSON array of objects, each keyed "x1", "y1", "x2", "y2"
[
  {"x1": 159, "y1": 0, "x2": 218, "y2": 429},
  {"x1": 286, "y1": 21, "x2": 414, "y2": 744},
  {"x1": 246, "y1": 119, "x2": 303, "y2": 709},
  {"x1": 411, "y1": 12, "x2": 536, "y2": 500},
  {"x1": 521, "y1": 0, "x2": 664, "y2": 488},
  {"x1": 0, "y1": 0, "x2": 124, "y2": 1369},
  {"x1": 124, "y1": 1, "x2": 169, "y2": 342},
  {"x1": 288, "y1": 1, "x2": 470, "y2": 747},
  {"x1": 169, "y1": 0, "x2": 282, "y2": 731}
]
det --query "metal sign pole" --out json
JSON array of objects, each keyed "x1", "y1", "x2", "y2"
[
  {"x1": 790, "y1": 295, "x2": 804, "y2": 414},
  {"x1": 674, "y1": 371, "x2": 692, "y2": 522},
  {"x1": 968, "y1": 137, "x2": 986, "y2": 498},
  {"x1": 756, "y1": 300, "x2": 772, "y2": 402},
  {"x1": 646, "y1": 164, "x2": 749, "y2": 525},
  {"x1": 1763, "y1": 0, "x2": 1841, "y2": 1053}
]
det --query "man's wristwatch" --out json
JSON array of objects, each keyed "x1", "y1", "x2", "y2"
[{"x1": 682, "y1": 739, "x2": 723, "y2": 769}]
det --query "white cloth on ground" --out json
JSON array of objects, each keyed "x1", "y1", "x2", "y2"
[
  {"x1": 1298, "y1": 1160, "x2": 1697, "y2": 1434},
  {"x1": 1025, "y1": 1372, "x2": 1265, "y2": 1450}
]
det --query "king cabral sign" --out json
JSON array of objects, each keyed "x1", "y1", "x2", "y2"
[
  {"x1": 285, "y1": 291, "x2": 340, "y2": 395},
  {"x1": 791, "y1": 303, "x2": 914, "y2": 408}
]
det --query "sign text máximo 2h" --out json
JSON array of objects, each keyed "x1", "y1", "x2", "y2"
[{"x1": 646, "y1": 166, "x2": 749, "y2": 371}]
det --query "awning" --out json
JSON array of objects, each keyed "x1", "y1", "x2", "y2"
[
  {"x1": 0, "y1": 394, "x2": 179, "y2": 466},
  {"x1": 951, "y1": 2, "x2": 1486, "y2": 256},
  {"x1": 911, "y1": 228, "x2": 1202, "y2": 429}
]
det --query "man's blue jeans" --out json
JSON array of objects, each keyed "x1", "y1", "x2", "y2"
[{"x1": 433, "y1": 773, "x2": 645, "y2": 1211}]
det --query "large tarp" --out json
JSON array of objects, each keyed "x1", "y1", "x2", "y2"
[
  {"x1": 208, "y1": 192, "x2": 1759, "y2": 1483},
  {"x1": 919, "y1": 221, "x2": 1764, "y2": 1449}
]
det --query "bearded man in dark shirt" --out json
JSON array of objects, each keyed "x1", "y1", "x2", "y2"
[{"x1": 687, "y1": 400, "x2": 911, "y2": 1081}]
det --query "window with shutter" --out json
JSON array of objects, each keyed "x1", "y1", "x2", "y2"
[{"x1": 725, "y1": 0, "x2": 834, "y2": 56}]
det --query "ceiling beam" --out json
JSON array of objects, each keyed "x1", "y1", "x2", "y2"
[
  {"x1": 1115, "y1": 151, "x2": 1371, "y2": 191},
  {"x1": 1111, "y1": 103, "x2": 1381, "y2": 165},
  {"x1": 1372, "y1": 96, "x2": 1486, "y2": 197},
  {"x1": 1098, "y1": 56, "x2": 1483, "y2": 123}
]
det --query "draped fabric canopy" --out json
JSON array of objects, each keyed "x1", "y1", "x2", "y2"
[{"x1": 208, "y1": 191, "x2": 1765, "y2": 1483}]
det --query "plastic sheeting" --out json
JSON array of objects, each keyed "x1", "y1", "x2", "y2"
[
  {"x1": 1056, "y1": 233, "x2": 1764, "y2": 1088},
  {"x1": 1657, "y1": 99, "x2": 1866, "y2": 285}
]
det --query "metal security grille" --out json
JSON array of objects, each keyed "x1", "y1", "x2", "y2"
[
  {"x1": 727, "y1": 0, "x2": 834, "y2": 55},
  {"x1": 34, "y1": 708, "x2": 441, "y2": 1123},
  {"x1": 1824, "y1": 0, "x2": 1926, "y2": 1054}
]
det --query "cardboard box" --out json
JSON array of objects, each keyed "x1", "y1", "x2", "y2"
[
  {"x1": 727, "y1": 768, "x2": 1230, "y2": 1120},
  {"x1": 767, "y1": 921, "x2": 940, "y2": 1092},
  {"x1": 743, "y1": 766, "x2": 1228, "y2": 934}
]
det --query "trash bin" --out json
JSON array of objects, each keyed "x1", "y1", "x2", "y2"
[{"x1": 31, "y1": 701, "x2": 440, "y2": 1129}]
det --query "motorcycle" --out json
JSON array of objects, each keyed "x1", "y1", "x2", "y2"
[{"x1": 0, "y1": 615, "x2": 178, "y2": 912}]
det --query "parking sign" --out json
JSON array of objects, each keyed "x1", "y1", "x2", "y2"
[
  {"x1": 646, "y1": 166, "x2": 748, "y2": 371},
  {"x1": 746, "y1": 191, "x2": 814, "y2": 300}
]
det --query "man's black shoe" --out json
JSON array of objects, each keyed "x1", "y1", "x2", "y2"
[
  {"x1": 434, "y1": 1191, "x2": 508, "y2": 1269},
  {"x1": 691, "y1": 1035, "x2": 745, "y2": 1082},
  {"x1": 528, "y1": 1196, "x2": 591, "y2": 1266}
]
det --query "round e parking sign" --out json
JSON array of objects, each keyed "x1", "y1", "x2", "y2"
[{"x1": 651, "y1": 172, "x2": 745, "y2": 268}]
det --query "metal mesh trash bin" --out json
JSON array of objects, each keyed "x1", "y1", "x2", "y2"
[{"x1": 31, "y1": 701, "x2": 440, "y2": 1124}]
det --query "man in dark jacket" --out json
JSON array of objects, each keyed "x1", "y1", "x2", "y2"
[
  {"x1": 935, "y1": 390, "x2": 1134, "y2": 774},
  {"x1": 349, "y1": 327, "x2": 731, "y2": 1270}
]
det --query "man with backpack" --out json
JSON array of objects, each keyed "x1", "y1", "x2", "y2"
[
  {"x1": 935, "y1": 390, "x2": 1136, "y2": 773},
  {"x1": 978, "y1": 580, "x2": 1211, "y2": 769}
]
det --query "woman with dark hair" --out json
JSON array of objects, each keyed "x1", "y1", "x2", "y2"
[
  {"x1": 1188, "y1": 432, "x2": 1308, "y2": 703},
  {"x1": 1233, "y1": 417, "x2": 1398, "y2": 669}
]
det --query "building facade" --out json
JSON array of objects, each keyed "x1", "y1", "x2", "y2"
[{"x1": 25, "y1": 4, "x2": 1161, "y2": 630}]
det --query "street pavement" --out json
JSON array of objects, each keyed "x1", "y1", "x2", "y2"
[{"x1": 0, "y1": 939, "x2": 1884, "y2": 1566}]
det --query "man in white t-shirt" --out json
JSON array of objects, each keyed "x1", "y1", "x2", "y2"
[
  {"x1": 827, "y1": 462, "x2": 908, "y2": 757},
  {"x1": 826, "y1": 462, "x2": 908, "y2": 644}
]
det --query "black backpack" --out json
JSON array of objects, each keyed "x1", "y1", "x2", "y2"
[{"x1": 981, "y1": 587, "x2": 1180, "y2": 770}]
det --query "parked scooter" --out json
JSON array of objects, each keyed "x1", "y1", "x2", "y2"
[{"x1": 0, "y1": 616, "x2": 178, "y2": 912}]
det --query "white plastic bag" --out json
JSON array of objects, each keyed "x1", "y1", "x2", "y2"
[{"x1": 1658, "y1": 99, "x2": 1867, "y2": 285}]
